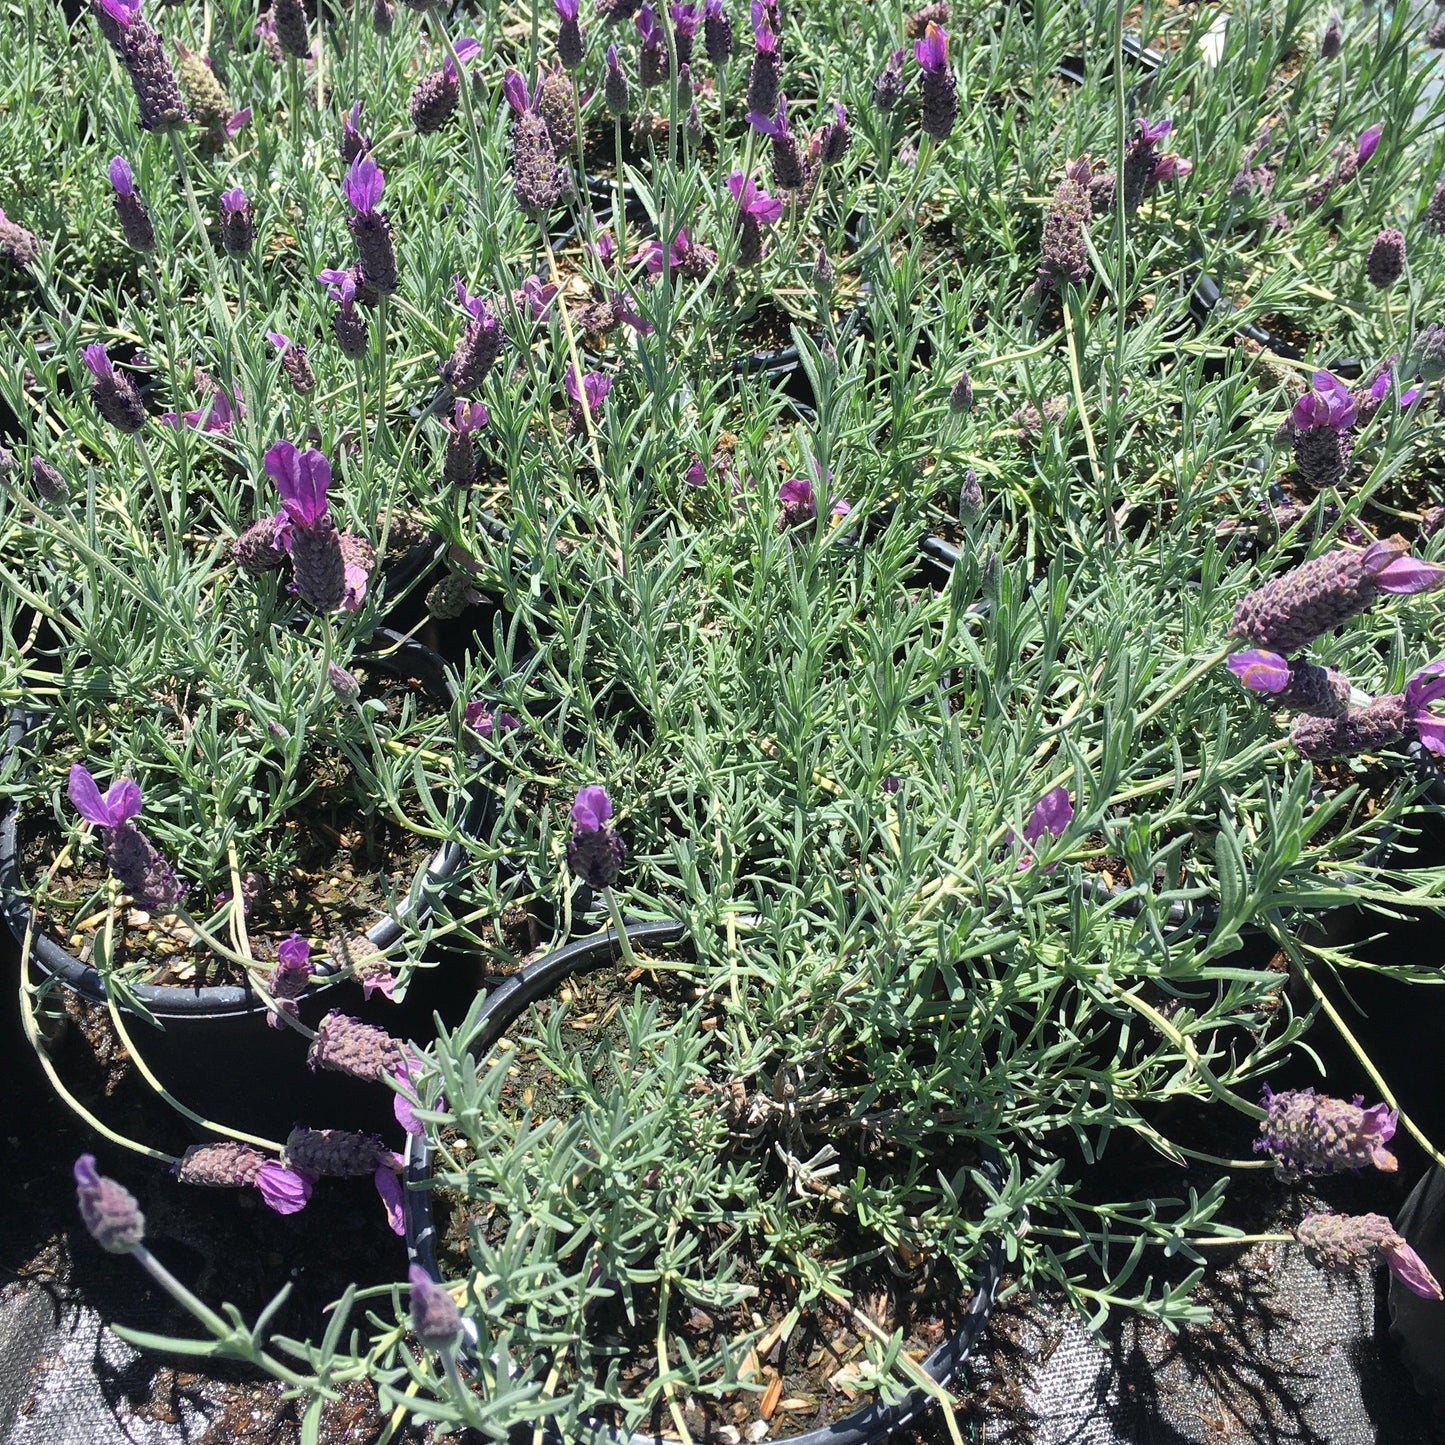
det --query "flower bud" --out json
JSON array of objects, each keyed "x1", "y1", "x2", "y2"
[{"x1": 74, "y1": 1154, "x2": 145, "y2": 1253}]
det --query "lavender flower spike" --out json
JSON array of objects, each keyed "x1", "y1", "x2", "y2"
[
  {"x1": 1255, "y1": 1086, "x2": 1398, "y2": 1180},
  {"x1": 81, "y1": 345, "x2": 147, "y2": 434},
  {"x1": 914, "y1": 23, "x2": 957, "y2": 141},
  {"x1": 567, "y1": 785, "x2": 625, "y2": 888},
  {"x1": 74, "y1": 1155, "x2": 145, "y2": 1253},
  {"x1": 409, "y1": 1266, "x2": 463, "y2": 1345},
  {"x1": 344, "y1": 157, "x2": 398, "y2": 296},
  {"x1": 1227, "y1": 650, "x2": 1350, "y2": 718},
  {"x1": 69, "y1": 766, "x2": 186, "y2": 912},
  {"x1": 108, "y1": 155, "x2": 155, "y2": 252},
  {"x1": 1229, "y1": 538, "x2": 1445, "y2": 656},
  {"x1": 1298, "y1": 1214, "x2": 1442, "y2": 1300},
  {"x1": 219, "y1": 187, "x2": 255, "y2": 256},
  {"x1": 99, "y1": 0, "x2": 189, "y2": 132}
]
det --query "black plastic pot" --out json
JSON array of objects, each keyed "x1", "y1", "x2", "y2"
[
  {"x1": 404, "y1": 919, "x2": 1009, "y2": 1445},
  {"x1": 0, "y1": 630, "x2": 494, "y2": 1136}
]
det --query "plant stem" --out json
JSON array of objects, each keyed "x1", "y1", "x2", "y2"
[
  {"x1": 603, "y1": 886, "x2": 641, "y2": 972},
  {"x1": 839, "y1": 135, "x2": 933, "y2": 276},
  {"x1": 434, "y1": 11, "x2": 488, "y2": 205}
]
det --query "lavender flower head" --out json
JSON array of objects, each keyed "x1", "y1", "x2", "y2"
[
  {"x1": 1255, "y1": 1086, "x2": 1398, "y2": 1180},
  {"x1": 1226, "y1": 650, "x2": 1350, "y2": 718},
  {"x1": 69, "y1": 766, "x2": 187, "y2": 912},
  {"x1": 265, "y1": 439, "x2": 346, "y2": 611},
  {"x1": 565, "y1": 366, "x2": 613, "y2": 435},
  {"x1": 1319, "y1": 13, "x2": 1342, "y2": 58},
  {"x1": 268, "y1": 330, "x2": 316, "y2": 395},
  {"x1": 636, "y1": 3, "x2": 667, "y2": 86},
  {"x1": 777, "y1": 472, "x2": 849, "y2": 532},
  {"x1": 556, "y1": 0, "x2": 586, "y2": 68},
  {"x1": 604, "y1": 42, "x2": 630, "y2": 115},
  {"x1": 567, "y1": 785, "x2": 626, "y2": 888},
  {"x1": 464, "y1": 700, "x2": 522, "y2": 738},
  {"x1": 1230, "y1": 536, "x2": 1445, "y2": 656},
  {"x1": 914, "y1": 23, "x2": 957, "y2": 141},
  {"x1": 81, "y1": 344, "x2": 147, "y2": 433},
  {"x1": 1035, "y1": 160, "x2": 1093, "y2": 292},
  {"x1": 408, "y1": 36, "x2": 480, "y2": 133},
  {"x1": 505, "y1": 72, "x2": 566, "y2": 216},
  {"x1": 872, "y1": 46, "x2": 906, "y2": 111},
  {"x1": 1296, "y1": 662, "x2": 1445, "y2": 759},
  {"x1": 703, "y1": 0, "x2": 732, "y2": 67},
  {"x1": 746, "y1": 14, "x2": 780, "y2": 117},
  {"x1": 1007, "y1": 786, "x2": 1073, "y2": 870},
  {"x1": 728, "y1": 169, "x2": 783, "y2": 264},
  {"x1": 443, "y1": 278, "x2": 505, "y2": 396},
  {"x1": 98, "y1": 0, "x2": 189, "y2": 132},
  {"x1": 74, "y1": 1155, "x2": 145, "y2": 1253},
  {"x1": 318, "y1": 265, "x2": 369, "y2": 357},
  {"x1": 671, "y1": 1, "x2": 699, "y2": 64},
  {"x1": 219, "y1": 186, "x2": 255, "y2": 257},
  {"x1": 341, "y1": 100, "x2": 371, "y2": 164},
  {"x1": 344, "y1": 158, "x2": 399, "y2": 296},
  {"x1": 1366, "y1": 227, "x2": 1406, "y2": 289},
  {"x1": 410, "y1": 1265, "x2": 463, "y2": 1346},
  {"x1": 1298, "y1": 1213, "x2": 1441, "y2": 1300},
  {"x1": 108, "y1": 155, "x2": 155, "y2": 252}
]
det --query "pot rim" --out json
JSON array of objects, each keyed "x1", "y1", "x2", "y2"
[
  {"x1": 0, "y1": 629, "x2": 494, "y2": 1020},
  {"x1": 402, "y1": 918, "x2": 1011, "y2": 1445}
]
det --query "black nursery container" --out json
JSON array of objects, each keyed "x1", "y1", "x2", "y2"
[
  {"x1": 403, "y1": 919, "x2": 1011, "y2": 1445},
  {"x1": 0, "y1": 631, "x2": 494, "y2": 1138}
]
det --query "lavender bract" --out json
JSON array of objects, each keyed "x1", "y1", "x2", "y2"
[
  {"x1": 81, "y1": 345, "x2": 147, "y2": 433},
  {"x1": 344, "y1": 158, "x2": 399, "y2": 297},
  {"x1": 219, "y1": 187, "x2": 255, "y2": 256},
  {"x1": 74, "y1": 1154, "x2": 145, "y2": 1253},
  {"x1": 108, "y1": 156, "x2": 155, "y2": 252},
  {"x1": 567, "y1": 785, "x2": 626, "y2": 888},
  {"x1": 914, "y1": 23, "x2": 956, "y2": 141},
  {"x1": 1297, "y1": 1214, "x2": 1441, "y2": 1300}
]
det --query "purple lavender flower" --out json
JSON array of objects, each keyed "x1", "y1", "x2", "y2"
[
  {"x1": 272, "y1": 0, "x2": 309, "y2": 58},
  {"x1": 1296, "y1": 663, "x2": 1445, "y2": 759},
  {"x1": 255, "y1": 1161, "x2": 314, "y2": 1214},
  {"x1": 307, "y1": 1010, "x2": 404, "y2": 1081},
  {"x1": 1298, "y1": 1214, "x2": 1441, "y2": 1300},
  {"x1": 872, "y1": 46, "x2": 906, "y2": 111},
  {"x1": 636, "y1": 4, "x2": 667, "y2": 86},
  {"x1": 728, "y1": 169, "x2": 782, "y2": 264},
  {"x1": 30, "y1": 458, "x2": 68, "y2": 504},
  {"x1": 264, "y1": 932, "x2": 312, "y2": 1027},
  {"x1": 443, "y1": 399, "x2": 489, "y2": 486},
  {"x1": 958, "y1": 466, "x2": 982, "y2": 516},
  {"x1": 107, "y1": 155, "x2": 155, "y2": 252},
  {"x1": 265, "y1": 439, "x2": 346, "y2": 611},
  {"x1": 344, "y1": 158, "x2": 398, "y2": 296},
  {"x1": 1255, "y1": 1086, "x2": 1398, "y2": 1179},
  {"x1": 748, "y1": 94, "x2": 806, "y2": 191},
  {"x1": 671, "y1": 0, "x2": 698, "y2": 62},
  {"x1": 567, "y1": 785, "x2": 626, "y2": 888},
  {"x1": 175, "y1": 1142, "x2": 266, "y2": 1188},
  {"x1": 1006, "y1": 786, "x2": 1073, "y2": 870},
  {"x1": 1286, "y1": 368, "x2": 1357, "y2": 488},
  {"x1": 69, "y1": 766, "x2": 187, "y2": 912},
  {"x1": 556, "y1": 0, "x2": 586, "y2": 68},
  {"x1": 1308, "y1": 123, "x2": 1383, "y2": 210},
  {"x1": 409, "y1": 1265, "x2": 463, "y2": 1345},
  {"x1": 1426, "y1": 177, "x2": 1445, "y2": 235},
  {"x1": 1035, "y1": 162, "x2": 1093, "y2": 292},
  {"x1": 949, "y1": 371, "x2": 974, "y2": 414},
  {"x1": 1319, "y1": 13, "x2": 1342, "y2": 58},
  {"x1": 1121, "y1": 115, "x2": 1172, "y2": 213},
  {"x1": 1366, "y1": 227, "x2": 1406, "y2": 289},
  {"x1": 442, "y1": 277, "x2": 505, "y2": 396},
  {"x1": 97, "y1": 0, "x2": 189, "y2": 132},
  {"x1": 565, "y1": 365, "x2": 613, "y2": 435},
  {"x1": 814, "y1": 101, "x2": 850, "y2": 167},
  {"x1": 1231, "y1": 537, "x2": 1445, "y2": 656},
  {"x1": 408, "y1": 36, "x2": 480, "y2": 133},
  {"x1": 703, "y1": 0, "x2": 732, "y2": 66},
  {"x1": 282, "y1": 1127, "x2": 405, "y2": 1234},
  {"x1": 776, "y1": 473, "x2": 849, "y2": 532},
  {"x1": 914, "y1": 23, "x2": 956, "y2": 141},
  {"x1": 604, "y1": 42, "x2": 630, "y2": 115},
  {"x1": 268, "y1": 330, "x2": 316, "y2": 394},
  {"x1": 1226, "y1": 650, "x2": 1351, "y2": 718},
  {"x1": 504, "y1": 75, "x2": 566, "y2": 217},
  {"x1": 341, "y1": 100, "x2": 371, "y2": 163},
  {"x1": 81, "y1": 345, "x2": 147, "y2": 433},
  {"x1": 464, "y1": 700, "x2": 522, "y2": 737},
  {"x1": 745, "y1": 15, "x2": 780, "y2": 117},
  {"x1": 74, "y1": 1155, "x2": 145, "y2": 1253},
  {"x1": 219, "y1": 187, "x2": 255, "y2": 257},
  {"x1": 318, "y1": 266, "x2": 369, "y2": 358}
]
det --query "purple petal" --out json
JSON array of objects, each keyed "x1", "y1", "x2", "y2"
[
  {"x1": 226, "y1": 107, "x2": 252, "y2": 138},
  {"x1": 913, "y1": 22, "x2": 946, "y2": 71},
  {"x1": 374, "y1": 1165, "x2": 405, "y2": 1235},
  {"x1": 255, "y1": 1162, "x2": 314, "y2": 1214},
  {"x1": 1372, "y1": 556, "x2": 1445, "y2": 595},
  {"x1": 68, "y1": 766, "x2": 110, "y2": 827},
  {"x1": 1415, "y1": 716, "x2": 1445, "y2": 755},
  {"x1": 452, "y1": 36, "x2": 481, "y2": 64},
  {"x1": 1357, "y1": 123, "x2": 1383, "y2": 164},
  {"x1": 277, "y1": 933, "x2": 310, "y2": 970},
  {"x1": 571, "y1": 785, "x2": 613, "y2": 833},
  {"x1": 343, "y1": 157, "x2": 384, "y2": 214},
  {"x1": 97, "y1": 0, "x2": 142, "y2": 25},
  {"x1": 1022, "y1": 786, "x2": 1073, "y2": 846},
  {"x1": 221, "y1": 186, "x2": 248, "y2": 213},
  {"x1": 80, "y1": 344, "x2": 112, "y2": 380},
  {"x1": 1226, "y1": 650, "x2": 1292, "y2": 694},
  {"x1": 503, "y1": 68, "x2": 530, "y2": 113},
  {"x1": 1386, "y1": 1241, "x2": 1443, "y2": 1300},
  {"x1": 107, "y1": 155, "x2": 135, "y2": 197}
]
